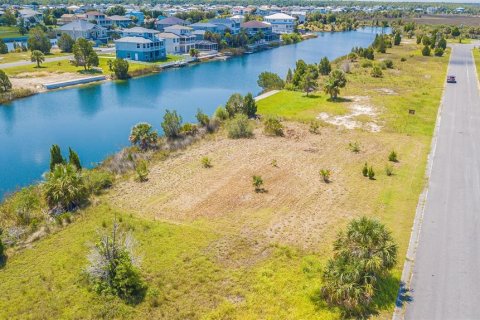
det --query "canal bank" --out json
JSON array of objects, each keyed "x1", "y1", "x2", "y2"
[{"x1": 0, "y1": 27, "x2": 388, "y2": 198}]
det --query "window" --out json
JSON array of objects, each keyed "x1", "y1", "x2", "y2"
[{"x1": 137, "y1": 44, "x2": 140, "y2": 48}]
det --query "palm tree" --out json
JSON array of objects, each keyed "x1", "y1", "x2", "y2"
[
  {"x1": 189, "y1": 48, "x2": 199, "y2": 58},
  {"x1": 31, "y1": 50, "x2": 45, "y2": 68},
  {"x1": 129, "y1": 122, "x2": 158, "y2": 151},
  {"x1": 44, "y1": 163, "x2": 87, "y2": 211},
  {"x1": 323, "y1": 69, "x2": 347, "y2": 100}
]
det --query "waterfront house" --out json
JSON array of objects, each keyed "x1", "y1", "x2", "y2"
[
  {"x1": 115, "y1": 36, "x2": 166, "y2": 61},
  {"x1": 241, "y1": 21, "x2": 277, "y2": 41},
  {"x1": 163, "y1": 25, "x2": 195, "y2": 53},
  {"x1": 264, "y1": 13, "x2": 295, "y2": 34},
  {"x1": 190, "y1": 22, "x2": 220, "y2": 34},
  {"x1": 155, "y1": 16, "x2": 188, "y2": 31},
  {"x1": 58, "y1": 20, "x2": 108, "y2": 43},
  {"x1": 158, "y1": 32, "x2": 181, "y2": 54},
  {"x1": 195, "y1": 40, "x2": 218, "y2": 51},
  {"x1": 109, "y1": 15, "x2": 132, "y2": 28},
  {"x1": 85, "y1": 11, "x2": 111, "y2": 28},
  {"x1": 210, "y1": 18, "x2": 240, "y2": 34},
  {"x1": 290, "y1": 11, "x2": 306, "y2": 24}
]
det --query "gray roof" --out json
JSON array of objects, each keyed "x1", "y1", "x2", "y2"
[
  {"x1": 59, "y1": 20, "x2": 101, "y2": 31},
  {"x1": 155, "y1": 16, "x2": 186, "y2": 25},
  {"x1": 190, "y1": 22, "x2": 217, "y2": 28},
  {"x1": 115, "y1": 36, "x2": 153, "y2": 44},
  {"x1": 158, "y1": 32, "x2": 180, "y2": 39},
  {"x1": 123, "y1": 26, "x2": 159, "y2": 34}
]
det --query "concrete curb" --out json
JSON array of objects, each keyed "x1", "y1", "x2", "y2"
[{"x1": 392, "y1": 46, "x2": 454, "y2": 320}]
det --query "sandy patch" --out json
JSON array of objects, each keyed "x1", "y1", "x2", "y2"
[
  {"x1": 377, "y1": 88, "x2": 397, "y2": 95},
  {"x1": 317, "y1": 96, "x2": 382, "y2": 132},
  {"x1": 10, "y1": 72, "x2": 96, "y2": 92}
]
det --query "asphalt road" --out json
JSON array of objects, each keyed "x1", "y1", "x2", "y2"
[{"x1": 406, "y1": 44, "x2": 480, "y2": 319}]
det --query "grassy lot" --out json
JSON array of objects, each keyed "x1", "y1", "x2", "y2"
[
  {"x1": 0, "y1": 50, "x2": 70, "y2": 65},
  {"x1": 474, "y1": 48, "x2": 480, "y2": 82},
  {"x1": 0, "y1": 41, "x2": 450, "y2": 319},
  {"x1": 0, "y1": 26, "x2": 23, "y2": 39}
]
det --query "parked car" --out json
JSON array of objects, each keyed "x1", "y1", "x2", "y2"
[{"x1": 447, "y1": 75, "x2": 456, "y2": 83}]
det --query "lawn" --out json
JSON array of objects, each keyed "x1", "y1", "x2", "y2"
[
  {"x1": 0, "y1": 26, "x2": 23, "y2": 39},
  {"x1": 0, "y1": 50, "x2": 70, "y2": 64},
  {"x1": 474, "y1": 47, "x2": 480, "y2": 82},
  {"x1": 0, "y1": 40, "x2": 450, "y2": 319}
]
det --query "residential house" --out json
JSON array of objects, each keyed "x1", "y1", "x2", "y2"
[
  {"x1": 241, "y1": 20, "x2": 277, "y2": 41},
  {"x1": 158, "y1": 32, "x2": 181, "y2": 54},
  {"x1": 125, "y1": 11, "x2": 144, "y2": 25},
  {"x1": 109, "y1": 15, "x2": 132, "y2": 28},
  {"x1": 85, "y1": 11, "x2": 111, "y2": 28},
  {"x1": 121, "y1": 27, "x2": 159, "y2": 39},
  {"x1": 290, "y1": 11, "x2": 306, "y2": 24},
  {"x1": 163, "y1": 25, "x2": 195, "y2": 53},
  {"x1": 230, "y1": 15, "x2": 245, "y2": 24},
  {"x1": 18, "y1": 8, "x2": 43, "y2": 26},
  {"x1": 264, "y1": 13, "x2": 296, "y2": 34},
  {"x1": 115, "y1": 36, "x2": 166, "y2": 61},
  {"x1": 58, "y1": 20, "x2": 108, "y2": 43},
  {"x1": 210, "y1": 18, "x2": 240, "y2": 34},
  {"x1": 189, "y1": 22, "x2": 220, "y2": 34},
  {"x1": 155, "y1": 16, "x2": 188, "y2": 31},
  {"x1": 57, "y1": 13, "x2": 79, "y2": 25},
  {"x1": 195, "y1": 40, "x2": 218, "y2": 51}
]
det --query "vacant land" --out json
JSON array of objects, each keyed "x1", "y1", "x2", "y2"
[
  {"x1": 0, "y1": 41, "x2": 449, "y2": 319},
  {"x1": 408, "y1": 14, "x2": 480, "y2": 26},
  {"x1": 0, "y1": 26, "x2": 24, "y2": 39}
]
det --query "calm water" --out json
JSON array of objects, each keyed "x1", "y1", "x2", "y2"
[{"x1": 0, "y1": 27, "x2": 387, "y2": 197}]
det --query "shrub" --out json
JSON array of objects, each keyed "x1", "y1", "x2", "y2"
[
  {"x1": 227, "y1": 114, "x2": 253, "y2": 139},
  {"x1": 50, "y1": 144, "x2": 65, "y2": 172},
  {"x1": 271, "y1": 159, "x2": 278, "y2": 167},
  {"x1": 309, "y1": 120, "x2": 320, "y2": 134},
  {"x1": 0, "y1": 70, "x2": 12, "y2": 93},
  {"x1": 385, "y1": 164, "x2": 393, "y2": 176},
  {"x1": 57, "y1": 33, "x2": 74, "y2": 52},
  {"x1": 129, "y1": 123, "x2": 158, "y2": 151},
  {"x1": 243, "y1": 93, "x2": 257, "y2": 118},
  {"x1": 110, "y1": 58, "x2": 129, "y2": 80},
  {"x1": 388, "y1": 150, "x2": 398, "y2": 162},
  {"x1": 180, "y1": 123, "x2": 198, "y2": 136},
  {"x1": 318, "y1": 56, "x2": 332, "y2": 75},
  {"x1": 201, "y1": 156, "x2": 212, "y2": 168},
  {"x1": 422, "y1": 45, "x2": 431, "y2": 56},
  {"x1": 368, "y1": 166, "x2": 375, "y2": 180},
  {"x1": 86, "y1": 222, "x2": 146, "y2": 303},
  {"x1": 83, "y1": 170, "x2": 114, "y2": 195},
  {"x1": 44, "y1": 163, "x2": 88, "y2": 211},
  {"x1": 161, "y1": 109, "x2": 182, "y2": 139},
  {"x1": 348, "y1": 142, "x2": 360, "y2": 153},
  {"x1": 68, "y1": 147, "x2": 82, "y2": 170},
  {"x1": 400, "y1": 57, "x2": 407, "y2": 62},
  {"x1": 252, "y1": 175, "x2": 264, "y2": 192},
  {"x1": 225, "y1": 93, "x2": 244, "y2": 117},
  {"x1": 321, "y1": 217, "x2": 397, "y2": 317},
  {"x1": 214, "y1": 106, "x2": 229, "y2": 121},
  {"x1": 371, "y1": 65, "x2": 383, "y2": 78},
  {"x1": 196, "y1": 109, "x2": 210, "y2": 127},
  {"x1": 362, "y1": 162, "x2": 368, "y2": 177},
  {"x1": 135, "y1": 160, "x2": 148, "y2": 182},
  {"x1": 263, "y1": 116, "x2": 283, "y2": 136},
  {"x1": 320, "y1": 169, "x2": 331, "y2": 183},
  {"x1": 257, "y1": 71, "x2": 285, "y2": 92},
  {"x1": 384, "y1": 59, "x2": 394, "y2": 68},
  {"x1": 434, "y1": 47, "x2": 444, "y2": 57},
  {"x1": 0, "y1": 236, "x2": 4, "y2": 262}
]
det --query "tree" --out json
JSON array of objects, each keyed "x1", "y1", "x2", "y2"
[
  {"x1": 394, "y1": 32, "x2": 401, "y2": 45},
  {"x1": 68, "y1": 147, "x2": 82, "y2": 170},
  {"x1": 318, "y1": 56, "x2": 331, "y2": 75},
  {"x1": 300, "y1": 70, "x2": 318, "y2": 96},
  {"x1": 161, "y1": 110, "x2": 182, "y2": 138},
  {"x1": 285, "y1": 68, "x2": 293, "y2": 83},
  {"x1": 434, "y1": 47, "x2": 444, "y2": 57},
  {"x1": 44, "y1": 163, "x2": 88, "y2": 211},
  {"x1": 227, "y1": 114, "x2": 253, "y2": 139},
  {"x1": 437, "y1": 37, "x2": 447, "y2": 50},
  {"x1": 50, "y1": 144, "x2": 65, "y2": 172},
  {"x1": 1, "y1": 9, "x2": 17, "y2": 26},
  {"x1": 243, "y1": 93, "x2": 257, "y2": 118},
  {"x1": 371, "y1": 65, "x2": 383, "y2": 78},
  {"x1": 225, "y1": 93, "x2": 244, "y2": 117},
  {"x1": 86, "y1": 220, "x2": 146, "y2": 303},
  {"x1": 110, "y1": 58, "x2": 129, "y2": 79},
  {"x1": 321, "y1": 217, "x2": 398, "y2": 317},
  {"x1": 422, "y1": 45, "x2": 431, "y2": 56},
  {"x1": 292, "y1": 59, "x2": 307, "y2": 87},
  {"x1": 451, "y1": 27, "x2": 460, "y2": 37},
  {"x1": 73, "y1": 38, "x2": 99, "y2": 70},
  {"x1": 323, "y1": 69, "x2": 347, "y2": 100},
  {"x1": 30, "y1": 50, "x2": 45, "y2": 68},
  {"x1": 189, "y1": 48, "x2": 199, "y2": 58},
  {"x1": 0, "y1": 70, "x2": 12, "y2": 93},
  {"x1": 27, "y1": 27, "x2": 52, "y2": 54},
  {"x1": 0, "y1": 39, "x2": 7, "y2": 54},
  {"x1": 106, "y1": 5, "x2": 126, "y2": 16},
  {"x1": 129, "y1": 123, "x2": 158, "y2": 150},
  {"x1": 252, "y1": 175, "x2": 264, "y2": 192},
  {"x1": 57, "y1": 33, "x2": 75, "y2": 53},
  {"x1": 257, "y1": 72, "x2": 284, "y2": 92},
  {"x1": 196, "y1": 109, "x2": 210, "y2": 127}
]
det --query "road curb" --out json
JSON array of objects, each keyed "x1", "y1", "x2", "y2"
[{"x1": 392, "y1": 46, "x2": 453, "y2": 320}]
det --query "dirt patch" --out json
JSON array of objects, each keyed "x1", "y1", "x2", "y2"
[
  {"x1": 317, "y1": 96, "x2": 382, "y2": 132},
  {"x1": 377, "y1": 88, "x2": 397, "y2": 95},
  {"x1": 10, "y1": 72, "x2": 96, "y2": 92}
]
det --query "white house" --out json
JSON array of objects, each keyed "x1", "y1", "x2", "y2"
[
  {"x1": 264, "y1": 13, "x2": 296, "y2": 34},
  {"x1": 163, "y1": 25, "x2": 195, "y2": 53},
  {"x1": 158, "y1": 32, "x2": 181, "y2": 54}
]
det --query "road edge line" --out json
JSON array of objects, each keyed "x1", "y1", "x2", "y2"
[{"x1": 392, "y1": 46, "x2": 453, "y2": 320}]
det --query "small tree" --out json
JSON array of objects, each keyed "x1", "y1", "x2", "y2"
[
  {"x1": 225, "y1": 93, "x2": 244, "y2": 117},
  {"x1": 243, "y1": 93, "x2": 257, "y2": 118},
  {"x1": 111, "y1": 58, "x2": 129, "y2": 79},
  {"x1": 58, "y1": 33, "x2": 75, "y2": 53},
  {"x1": 27, "y1": 27, "x2": 51, "y2": 54},
  {"x1": 388, "y1": 150, "x2": 398, "y2": 162},
  {"x1": 227, "y1": 114, "x2": 253, "y2": 139},
  {"x1": 362, "y1": 162, "x2": 368, "y2": 177},
  {"x1": 161, "y1": 109, "x2": 182, "y2": 139},
  {"x1": 196, "y1": 109, "x2": 210, "y2": 127},
  {"x1": 252, "y1": 175, "x2": 264, "y2": 192},
  {"x1": 371, "y1": 65, "x2": 383, "y2": 78},
  {"x1": 309, "y1": 120, "x2": 320, "y2": 134},
  {"x1": 68, "y1": 147, "x2": 82, "y2": 170},
  {"x1": 320, "y1": 169, "x2": 331, "y2": 183},
  {"x1": 300, "y1": 70, "x2": 318, "y2": 96},
  {"x1": 257, "y1": 71, "x2": 285, "y2": 92},
  {"x1": 394, "y1": 32, "x2": 401, "y2": 45},
  {"x1": 0, "y1": 236, "x2": 4, "y2": 263},
  {"x1": 30, "y1": 50, "x2": 45, "y2": 68},
  {"x1": 50, "y1": 144, "x2": 65, "y2": 172},
  {"x1": 434, "y1": 47, "x2": 444, "y2": 57},
  {"x1": 135, "y1": 160, "x2": 149, "y2": 182},
  {"x1": 422, "y1": 45, "x2": 431, "y2": 57},
  {"x1": 385, "y1": 164, "x2": 393, "y2": 176},
  {"x1": 214, "y1": 106, "x2": 228, "y2": 121},
  {"x1": 44, "y1": 163, "x2": 88, "y2": 211},
  {"x1": 368, "y1": 166, "x2": 375, "y2": 180},
  {"x1": 189, "y1": 48, "x2": 199, "y2": 58},
  {"x1": 129, "y1": 123, "x2": 158, "y2": 151},
  {"x1": 73, "y1": 38, "x2": 99, "y2": 70},
  {"x1": 0, "y1": 70, "x2": 12, "y2": 93},
  {"x1": 263, "y1": 116, "x2": 283, "y2": 136},
  {"x1": 0, "y1": 39, "x2": 7, "y2": 54},
  {"x1": 285, "y1": 68, "x2": 293, "y2": 83},
  {"x1": 323, "y1": 69, "x2": 347, "y2": 100},
  {"x1": 318, "y1": 56, "x2": 332, "y2": 75}
]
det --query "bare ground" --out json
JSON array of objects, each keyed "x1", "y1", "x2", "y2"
[{"x1": 10, "y1": 72, "x2": 95, "y2": 92}]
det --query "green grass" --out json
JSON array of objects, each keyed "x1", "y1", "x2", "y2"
[
  {"x1": 153, "y1": 54, "x2": 185, "y2": 65},
  {"x1": 0, "y1": 26, "x2": 23, "y2": 39},
  {"x1": 0, "y1": 51, "x2": 70, "y2": 64},
  {"x1": 473, "y1": 48, "x2": 480, "y2": 83}
]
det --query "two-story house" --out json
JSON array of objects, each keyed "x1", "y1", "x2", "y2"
[
  {"x1": 163, "y1": 25, "x2": 195, "y2": 53},
  {"x1": 241, "y1": 21, "x2": 277, "y2": 42},
  {"x1": 115, "y1": 27, "x2": 166, "y2": 62},
  {"x1": 85, "y1": 11, "x2": 111, "y2": 28},
  {"x1": 264, "y1": 13, "x2": 296, "y2": 34},
  {"x1": 58, "y1": 20, "x2": 108, "y2": 44}
]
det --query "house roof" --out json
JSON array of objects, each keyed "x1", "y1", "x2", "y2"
[
  {"x1": 155, "y1": 16, "x2": 186, "y2": 25},
  {"x1": 115, "y1": 36, "x2": 153, "y2": 44},
  {"x1": 241, "y1": 21, "x2": 271, "y2": 29},
  {"x1": 86, "y1": 11, "x2": 103, "y2": 16},
  {"x1": 59, "y1": 20, "x2": 101, "y2": 31},
  {"x1": 190, "y1": 22, "x2": 217, "y2": 28},
  {"x1": 108, "y1": 15, "x2": 131, "y2": 21},
  {"x1": 265, "y1": 13, "x2": 295, "y2": 20},
  {"x1": 123, "y1": 26, "x2": 159, "y2": 34},
  {"x1": 158, "y1": 32, "x2": 180, "y2": 39},
  {"x1": 164, "y1": 24, "x2": 192, "y2": 31}
]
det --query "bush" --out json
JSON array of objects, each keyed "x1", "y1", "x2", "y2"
[
  {"x1": 214, "y1": 106, "x2": 228, "y2": 121},
  {"x1": 384, "y1": 59, "x2": 394, "y2": 69},
  {"x1": 371, "y1": 65, "x2": 383, "y2": 78},
  {"x1": 400, "y1": 57, "x2": 407, "y2": 62},
  {"x1": 263, "y1": 116, "x2": 283, "y2": 136},
  {"x1": 422, "y1": 45, "x2": 431, "y2": 56},
  {"x1": 434, "y1": 47, "x2": 444, "y2": 57},
  {"x1": 320, "y1": 169, "x2": 331, "y2": 183},
  {"x1": 84, "y1": 169, "x2": 114, "y2": 195},
  {"x1": 318, "y1": 56, "x2": 332, "y2": 75},
  {"x1": 129, "y1": 123, "x2": 158, "y2": 151},
  {"x1": 161, "y1": 109, "x2": 182, "y2": 139},
  {"x1": 110, "y1": 58, "x2": 129, "y2": 80},
  {"x1": 196, "y1": 109, "x2": 210, "y2": 127},
  {"x1": 57, "y1": 33, "x2": 74, "y2": 53},
  {"x1": 257, "y1": 71, "x2": 285, "y2": 92},
  {"x1": 252, "y1": 175, "x2": 264, "y2": 192},
  {"x1": 44, "y1": 163, "x2": 88, "y2": 211},
  {"x1": 348, "y1": 142, "x2": 360, "y2": 153},
  {"x1": 0, "y1": 186, "x2": 43, "y2": 227},
  {"x1": 201, "y1": 156, "x2": 212, "y2": 168},
  {"x1": 385, "y1": 164, "x2": 393, "y2": 176},
  {"x1": 309, "y1": 120, "x2": 320, "y2": 134},
  {"x1": 0, "y1": 70, "x2": 12, "y2": 93},
  {"x1": 227, "y1": 114, "x2": 253, "y2": 139},
  {"x1": 362, "y1": 162, "x2": 368, "y2": 177},
  {"x1": 368, "y1": 166, "x2": 375, "y2": 180},
  {"x1": 0, "y1": 236, "x2": 4, "y2": 261},
  {"x1": 388, "y1": 150, "x2": 398, "y2": 162},
  {"x1": 180, "y1": 123, "x2": 198, "y2": 136},
  {"x1": 135, "y1": 160, "x2": 149, "y2": 182}
]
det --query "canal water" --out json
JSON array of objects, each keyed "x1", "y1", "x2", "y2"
[{"x1": 0, "y1": 27, "x2": 387, "y2": 197}]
